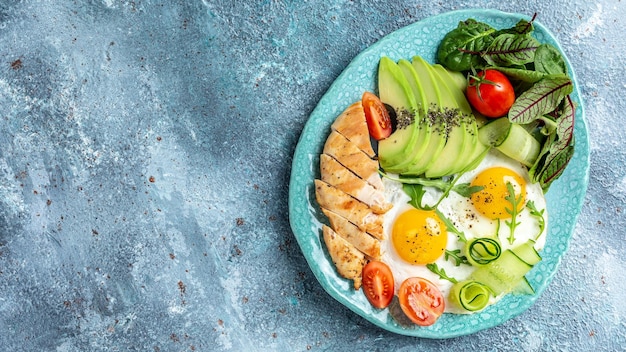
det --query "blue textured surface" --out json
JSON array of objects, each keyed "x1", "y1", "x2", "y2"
[{"x1": 0, "y1": 1, "x2": 623, "y2": 351}]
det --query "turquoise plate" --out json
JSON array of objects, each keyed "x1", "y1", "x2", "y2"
[{"x1": 288, "y1": 9, "x2": 589, "y2": 338}]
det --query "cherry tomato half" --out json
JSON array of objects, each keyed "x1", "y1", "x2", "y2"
[
  {"x1": 466, "y1": 69, "x2": 515, "y2": 118},
  {"x1": 362, "y1": 91, "x2": 392, "y2": 140},
  {"x1": 361, "y1": 261, "x2": 394, "y2": 309},
  {"x1": 398, "y1": 277, "x2": 445, "y2": 326}
]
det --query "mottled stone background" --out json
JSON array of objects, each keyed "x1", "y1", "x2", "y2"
[{"x1": 0, "y1": 1, "x2": 623, "y2": 351}]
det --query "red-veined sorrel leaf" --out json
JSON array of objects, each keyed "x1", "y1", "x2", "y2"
[
  {"x1": 482, "y1": 34, "x2": 539, "y2": 66},
  {"x1": 537, "y1": 143, "x2": 575, "y2": 191},
  {"x1": 508, "y1": 74, "x2": 573, "y2": 124}
]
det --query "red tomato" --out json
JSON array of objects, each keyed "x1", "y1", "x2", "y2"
[
  {"x1": 361, "y1": 261, "x2": 394, "y2": 309},
  {"x1": 466, "y1": 69, "x2": 515, "y2": 118},
  {"x1": 361, "y1": 91, "x2": 392, "y2": 140},
  {"x1": 398, "y1": 277, "x2": 445, "y2": 326}
]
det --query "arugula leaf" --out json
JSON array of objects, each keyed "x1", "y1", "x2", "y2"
[
  {"x1": 403, "y1": 183, "x2": 429, "y2": 210},
  {"x1": 482, "y1": 34, "x2": 540, "y2": 66},
  {"x1": 504, "y1": 182, "x2": 523, "y2": 244},
  {"x1": 379, "y1": 170, "x2": 450, "y2": 190},
  {"x1": 526, "y1": 200, "x2": 546, "y2": 240},
  {"x1": 426, "y1": 263, "x2": 458, "y2": 283},
  {"x1": 508, "y1": 74, "x2": 573, "y2": 124},
  {"x1": 436, "y1": 209, "x2": 467, "y2": 243},
  {"x1": 445, "y1": 249, "x2": 469, "y2": 266},
  {"x1": 452, "y1": 182, "x2": 484, "y2": 198},
  {"x1": 383, "y1": 171, "x2": 469, "y2": 210}
]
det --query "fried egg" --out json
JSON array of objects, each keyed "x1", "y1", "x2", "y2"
[{"x1": 380, "y1": 148, "x2": 548, "y2": 314}]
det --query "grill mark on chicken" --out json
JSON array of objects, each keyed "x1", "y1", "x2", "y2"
[
  {"x1": 323, "y1": 130, "x2": 383, "y2": 191},
  {"x1": 320, "y1": 154, "x2": 391, "y2": 214},
  {"x1": 322, "y1": 225, "x2": 366, "y2": 290},
  {"x1": 331, "y1": 102, "x2": 376, "y2": 158}
]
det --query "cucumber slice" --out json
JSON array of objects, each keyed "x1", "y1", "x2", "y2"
[
  {"x1": 465, "y1": 237, "x2": 501, "y2": 266},
  {"x1": 470, "y1": 249, "x2": 533, "y2": 296},
  {"x1": 450, "y1": 280, "x2": 492, "y2": 312},
  {"x1": 478, "y1": 117, "x2": 511, "y2": 147},
  {"x1": 512, "y1": 277, "x2": 536, "y2": 295},
  {"x1": 497, "y1": 123, "x2": 541, "y2": 167},
  {"x1": 511, "y1": 240, "x2": 542, "y2": 266},
  {"x1": 477, "y1": 117, "x2": 541, "y2": 167}
]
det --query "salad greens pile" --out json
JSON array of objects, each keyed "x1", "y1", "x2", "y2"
[{"x1": 437, "y1": 15, "x2": 576, "y2": 191}]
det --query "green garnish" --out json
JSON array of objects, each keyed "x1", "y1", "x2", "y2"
[
  {"x1": 437, "y1": 15, "x2": 576, "y2": 191},
  {"x1": 402, "y1": 183, "x2": 429, "y2": 210},
  {"x1": 426, "y1": 263, "x2": 458, "y2": 283},
  {"x1": 445, "y1": 249, "x2": 469, "y2": 266},
  {"x1": 504, "y1": 182, "x2": 523, "y2": 244},
  {"x1": 379, "y1": 170, "x2": 451, "y2": 191},
  {"x1": 526, "y1": 200, "x2": 546, "y2": 241},
  {"x1": 453, "y1": 183, "x2": 484, "y2": 198},
  {"x1": 436, "y1": 209, "x2": 467, "y2": 243}
]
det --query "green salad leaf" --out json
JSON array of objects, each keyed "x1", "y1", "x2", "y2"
[
  {"x1": 437, "y1": 19, "x2": 496, "y2": 71},
  {"x1": 493, "y1": 66, "x2": 546, "y2": 83},
  {"x1": 452, "y1": 183, "x2": 484, "y2": 198},
  {"x1": 526, "y1": 200, "x2": 546, "y2": 240},
  {"x1": 534, "y1": 43, "x2": 568, "y2": 75},
  {"x1": 402, "y1": 183, "x2": 428, "y2": 210},
  {"x1": 436, "y1": 14, "x2": 577, "y2": 190}
]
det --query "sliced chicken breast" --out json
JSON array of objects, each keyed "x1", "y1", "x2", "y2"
[
  {"x1": 331, "y1": 102, "x2": 375, "y2": 158},
  {"x1": 322, "y1": 225, "x2": 366, "y2": 290},
  {"x1": 323, "y1": 209, "x2": 381, "y2": 258},
  {"x1": 320, "y1": 154, "x2": 391, "y2": 214},
  {"x1": 322, "y1": 130, "x2": 383, "y2": 190},
  {"x1": 315, "y1": 179, "x2": 383, "y2": 239}
]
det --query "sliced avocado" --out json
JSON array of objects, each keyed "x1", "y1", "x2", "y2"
[
  {"x1": 376, "y1": 57, "x2": 419, "y2": 171},
  {"x1": 429, "y1": 64, "x2": 482, "y2": 176},
  {"x1": 440, "y1": 67, "x2": 468, "y2": 93},
  {"x1": 401, "y1": 56, "x2": 446, "y2": 176},
  {"x1": 435, "y1": 65, "x2": 491, "y2": 173},
  {"x1": 461, "y1": 140, "x2": 489, "y2": 172},
  {"x1": 424, "y1": 64, "x2": 469, "y2": 178},
  {"x1": 394, "y1": 59, "x2": 430, "y2": 170}
]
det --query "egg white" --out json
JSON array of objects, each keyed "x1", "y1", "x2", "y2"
[{"x1": 380, "y1": 148, "x2": 548, "y2": 314}]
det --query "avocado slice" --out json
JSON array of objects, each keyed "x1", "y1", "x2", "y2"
[
  {"x1": 376, "y1": 57, "x2": 419, "y2": 171},
  {"x1": 432, "y1": 64, "x2": 486, "y2": 173},
  {"x1": 423, "y1": 64, "x2": 470, "y2": 178},
  {"x1": 426, "y1": 64, "x2": 487, "y2": 177},
  {"x1": 401, "y1": 56, "x2": 447, "y2": 176},
  {"x1": 394, "y1": 59, "x2": 430, "y2": 170},
  {"x1": 441, "y1": 67, "x2": 468, "y2": 93}
]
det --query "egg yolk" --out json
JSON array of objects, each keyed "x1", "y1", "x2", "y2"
[
  {"x1": 470, "y1": 167, "x2": 526, "y2": 220},
  {"x1": 392, "y1": 209, "x2": 447, "y2": 265}
]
